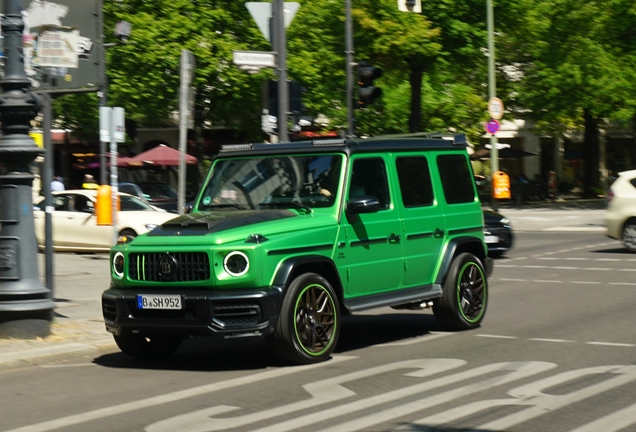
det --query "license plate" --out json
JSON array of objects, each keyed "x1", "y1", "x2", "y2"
[
  {"x1": 137, "y1": 294, "x2": 182, "y2": 310},
  {"x1": 484, "y1": 235, "x2": 499, "y2": 244}
]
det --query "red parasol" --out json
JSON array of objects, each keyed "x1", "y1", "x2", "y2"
[{"x1": 126, "y1": 144, "x2": 197, "y2": 167}]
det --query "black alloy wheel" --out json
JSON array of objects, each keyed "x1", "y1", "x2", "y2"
[
  {"x1": 268, "y1": 272, "x2": 340, "y2": 365},
  {"x1": 433, "y1": 252, "x2": 487, "y2": 330}
]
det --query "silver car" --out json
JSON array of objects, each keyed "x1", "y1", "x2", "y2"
[
  {"x1": 606, "y1": 169, "x2": 636, "y2": 252},
  {"x1": 34, "y1": 190, "x2": 176, "y2": 252}
]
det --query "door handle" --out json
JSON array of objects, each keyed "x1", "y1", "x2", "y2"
[
  {"x1": 434, "y1": 228, "x2": 445, "y2": 238},
  {"x1": 388, "y1": 233, "x2": 401, "y2": 243}
]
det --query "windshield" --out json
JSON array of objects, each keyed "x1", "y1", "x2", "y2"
[
  {"x1": 138, "y1": 183, "x2": 178, "y2": 200},
  {"x1": 198, "y1": 154, "x2": 343, "y2": 211},
  {"x1": 120, "y1": 194, "x2": 156, "y2": 211}
]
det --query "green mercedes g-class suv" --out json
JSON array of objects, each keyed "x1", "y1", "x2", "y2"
[{"x1": 102, "y1": 133, "x2": 492, "y2": 364}]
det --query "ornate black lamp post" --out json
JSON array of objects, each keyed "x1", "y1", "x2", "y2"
[{"x1": 0, "y1": 0, "x2": 55, "y2": 338}]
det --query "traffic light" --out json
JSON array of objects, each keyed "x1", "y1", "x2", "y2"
[
  {"x1": 357, "y1": 61, "x2": 382, "y2": 108},
  {"x1": 289, "y1": 80, "x2": 307, "y2": 114}
]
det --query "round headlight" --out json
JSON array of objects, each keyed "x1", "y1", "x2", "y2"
[
  {"x1": 223, "y1": 251, "x2": 249, "y2": 277},
  {"x1": 113, "y1": 252, "x2": 125, "y2": 278}
]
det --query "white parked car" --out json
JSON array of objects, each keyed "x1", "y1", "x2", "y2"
[
  {"x1": 606, "y1": 169, "x2": 636, "y2": 252},
  {"x1": 34, "y1": 190, "x2": 177, "y2": 252}
]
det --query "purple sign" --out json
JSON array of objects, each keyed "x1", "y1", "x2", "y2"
[{"x1": 485, "y1": 119, "x2": 500, "y2": 134}]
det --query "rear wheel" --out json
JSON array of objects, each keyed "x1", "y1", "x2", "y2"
[
  {"x1": 433, "y1": 252, "x2": 487, "y2": 330},
  {"x1": 114, "y1": 331, "x2": 183, "y2": 360},
  {"x1": 622, "y1": 220, "x2": 636, "y2": 252},
  {"x1": 268, "y1": 273, "x2": 340, "y2": 364}
]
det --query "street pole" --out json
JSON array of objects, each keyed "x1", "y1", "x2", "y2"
[
  {"x1": 487, "y1": 0, "x2": 499, "y2": 212},
  {"x1": 345, "y1": 0, "x2": 354, "y2": 138},
  {"x1": 0, "y1": 0, "x2": 55, "y2": 338},
  {"x1": 273, "y1": 0, "x2": 289, "y2": 142},
  {"x1": 98, "y1": 0, "x2": 107, "y2": 185}
]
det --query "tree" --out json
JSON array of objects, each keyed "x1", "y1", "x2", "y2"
[
  {"x1": 103, "y1": 0, "x2": 276, "y2": 142},
  {"x1": 502, "y1": 0, "x2": 636, "y2": 196}
]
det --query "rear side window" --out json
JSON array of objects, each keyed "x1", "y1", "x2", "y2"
[
  {"x1": 436, "y1": 154, "x2": 475, "y2": 204},
  {"x1": 396, "y1": 156, "x2": 434, "y2": 207}
]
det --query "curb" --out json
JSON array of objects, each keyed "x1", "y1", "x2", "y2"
[{"x1": 0, "y1": 339, "x2": 117, "y2": 369}]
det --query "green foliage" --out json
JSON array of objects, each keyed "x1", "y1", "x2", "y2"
[{"x1": 44, "y1": 0, "x2": 636, "y2": 159}]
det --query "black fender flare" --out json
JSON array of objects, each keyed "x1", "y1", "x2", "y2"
[
  {"x1": 271, "y1": 254, "x2": 345, "y2": 305},
  {"x1": 435, "y1": 237, "x2": 492, "y2": 286}
]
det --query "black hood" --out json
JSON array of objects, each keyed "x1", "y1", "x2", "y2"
[{"x1": 148, "y1": 210, "x2": 297, "y2": 237}]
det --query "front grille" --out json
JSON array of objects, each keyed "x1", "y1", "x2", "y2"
[{"x1": 128, "y1": 252, "x2": 210, "y2": 282}]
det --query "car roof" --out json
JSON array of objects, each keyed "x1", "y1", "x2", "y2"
[
  {"x1": 51, "y1": 189, "x2": 134, "y2": 198},
  {"x1": 217, "y1": 133, "x2": 468, "y2": 157}
]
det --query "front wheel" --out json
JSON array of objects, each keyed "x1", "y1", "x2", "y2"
[
  {"x1": 114, "y1": 331, "x2": 183, "y2": 360},
  {"x1": 622, "y1": 220, "x2": 636, "y2": 252},
  {"x1": 267, "y1": 273, "x2": 340, "y2": 364},
  {"x1": 433, "y1": 252, "x2": 488, "y2": 330}
]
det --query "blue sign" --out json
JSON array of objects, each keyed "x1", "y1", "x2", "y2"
[{"x1": 485, "y1": 119, "x2": 500, "y2": 134}]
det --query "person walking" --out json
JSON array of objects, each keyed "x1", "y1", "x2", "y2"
[
  {"x1": 51, "y1": 175, "x2": 65, "y2": 191},
  {"x1": 82, "y1": 174, "x2": 99, "y2": 190}
]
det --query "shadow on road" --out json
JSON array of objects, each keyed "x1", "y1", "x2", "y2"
[{"x1": 92, "y1": 312, "x2": 443, "y2": 371}]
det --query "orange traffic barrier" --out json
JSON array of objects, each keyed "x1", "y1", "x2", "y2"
[
  {"x1": 492, "y1": 171, "x2": 511, "y2": 199},
  {"x1": 96, "y1": 185, "x2": 112, "y2": 225}
]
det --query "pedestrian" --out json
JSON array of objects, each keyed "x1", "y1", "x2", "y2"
[
  {"x1": 51, "y1": 175, "x2": 65, "y2": 191},
  {"x1": 82, "y1": 174, "x2": 98, "y2": 190}
]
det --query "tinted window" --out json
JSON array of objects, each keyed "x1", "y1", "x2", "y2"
[
  {"x1": 436, "y1": 154, "x2": 475, "y2": 204},
  {"x1": 396, "y1": 156, "x2": 434, "y2": 207},
  {"x1": 349, "y1": 158, "x2": 390, "y2": 209},
  {"x1": 72, "y1": 195, "x2": 94, "y2": 213},
  {"x1": 53, "y1": 195, "x2": 70, "y2": 211},
  {"x1": 120, "y1": 195, "x2": 154, "y2": 211}
]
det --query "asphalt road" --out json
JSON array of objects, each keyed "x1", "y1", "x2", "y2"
[{"x1": 2, "y1": 228, "x2": 636, "y2": 432}]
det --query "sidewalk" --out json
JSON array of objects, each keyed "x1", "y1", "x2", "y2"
[
  {"x1": 0, "y1": 198, "x2": 611, "y2": 369},
  {"x1": 0, "y1": 252, "x2": 116, "y2": 369}
]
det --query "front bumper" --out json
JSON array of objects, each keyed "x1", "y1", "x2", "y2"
[
  {"x1": 484, "y1": 225, "x2": 513, "y2": 252},
  {"x1": 102, "y1": 287, "x2": 283, "y2": 338}
]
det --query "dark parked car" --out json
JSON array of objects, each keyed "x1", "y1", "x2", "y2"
[
  {"x1": 118, "y1": 182, "x2": 178, "y2": 213},
  {"x1": 483, "y1": 210, "x2": 513, "y2": 258}
]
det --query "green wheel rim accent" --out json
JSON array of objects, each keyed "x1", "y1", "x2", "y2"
[
  {"x1": 455, "y1": 261, "x2": 486, "y2": 323},
  {"x1": 293, "y1": 283, "x2": 337, "y2": 356}
]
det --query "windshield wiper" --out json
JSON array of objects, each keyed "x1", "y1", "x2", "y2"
[{"x1": 259, "y1": 201, "x2": 312, "y2": 214}]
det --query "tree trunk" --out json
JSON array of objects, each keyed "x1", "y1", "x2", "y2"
[
  {"x1": 582, "y1": 109, "x2": 599, "y2": 198},
  {"x1": 408, "y1": 63, "x2": 424, "y2": 133}
]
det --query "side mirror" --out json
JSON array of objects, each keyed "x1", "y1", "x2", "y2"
[{"x1": 346, "y1": 196, "x2": 380, "y2": 214}]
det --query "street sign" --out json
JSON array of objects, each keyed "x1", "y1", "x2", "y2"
[
  {"x1": 397, "y1": 0, "x2": 422, "y2": 13},
  {"x1": 246, "y1": 2, "x2": 300, "y2": 42},
  {"x1": 233, "y1": 51, "x2": 276, "y2": 68},
  {"x1": 488, "y1": 97, "x2": 504, "y2": 119},
  {"x1": 485, "y1": 119, "x2": 500, "y2": 134}
]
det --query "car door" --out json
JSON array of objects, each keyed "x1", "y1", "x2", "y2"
[
  {"x1": 394, "y1": 154, "x2": 446, "y2": 287},
  {"x1": 62, "y1": 193, "x2": 111, "y2": 248},
  {"x1": 340, "y1": 155, "x2": 403, "y2": 297}
]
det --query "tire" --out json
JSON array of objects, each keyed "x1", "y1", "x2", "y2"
[
  {"x1": 267, "y1": 273, "x2": 340, "y2": 365},
  {"x1": 113, "y1": 331, "x2": 183, "y2": 360},
  {"x1": 622, "y1": 220, "x2": 636, "y2": 252},
  {"x1": 433, "y1": 252, "x2": 488, "y2": 330},
  {"x1": 118, "y1": 229, "x2": 137, "y2": 240}
]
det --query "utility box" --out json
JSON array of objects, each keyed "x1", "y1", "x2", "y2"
[{"x1": 492, "y1": 171, "x2": 511, "y2": 199}]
